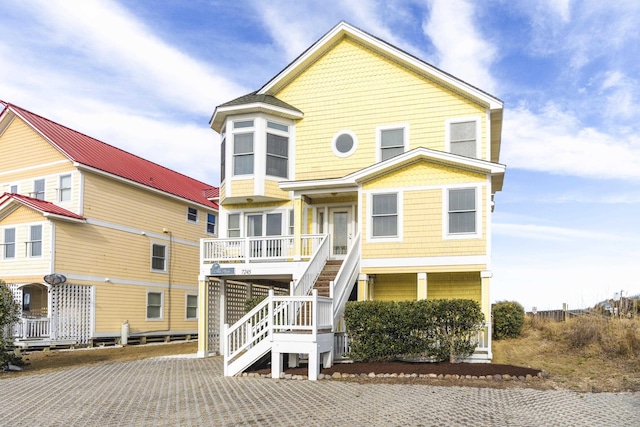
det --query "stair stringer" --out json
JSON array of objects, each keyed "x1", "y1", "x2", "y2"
[{"x1": 224, "y1": 337, "x2": 273, "y2": 377}]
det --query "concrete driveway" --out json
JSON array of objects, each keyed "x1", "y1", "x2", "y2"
[{"x1": 0, "y1": 355, "x2": 638, "y2": 426}]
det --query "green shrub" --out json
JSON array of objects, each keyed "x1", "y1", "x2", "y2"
[
  {"x1": 492, "y1": 301, "x2": 525, "y2": 339},
  {"x1": 1, "y1": 280, "x2": 23, "y2": 369},
  {"x1": 344, "y1": 299, "x2": 484, "y2": 363},
  {"x1": 244, "y1": 295, "x2": 267, "y2": 313}
]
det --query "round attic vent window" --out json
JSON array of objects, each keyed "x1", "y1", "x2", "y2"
[{"x1": 332, "y1": 130, "x2": 357, "y2": 157}]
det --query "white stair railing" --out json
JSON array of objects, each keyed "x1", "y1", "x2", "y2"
[
  {"x1": 292, "y1": 235, "x2": 329, "y2": 296},
  {"x1": 224, "y1": 289, "x2": 334, "y2": 377},
  {"x1": 330, "y1": 232, "x2": 361, "y2": 325}
]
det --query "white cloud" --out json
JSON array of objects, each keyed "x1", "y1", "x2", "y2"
[
  {"x1": 502, "y1": 103, "x2": 640, "y2": 181},
  {"x1": 493, "y1": 223, "x2": 629, "y2": 242},
  {"x1": 422, "y1": 0, "x2": 497, "y2": 93}
]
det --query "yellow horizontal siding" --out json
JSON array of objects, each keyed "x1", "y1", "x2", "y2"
[
  {"x1": 361, "y1": 161, "x2": 486, "y2": 190},
  {"x1": 92, "y1": 282, "x2": 197, "y2": 334},
  {"x1": 372, "y1": 273, "x2": 417, "y2": 301},
  {"x1": 427, "y1": 272, "x2": 482, "y2": 303},
  {"x1": 276, "y1": 38, "x2": 487, "y2": 181},
  {"x1": 362, "y1": 264, "x2": 487, "y2": 275},
  {"x1": 0, "y1": 118, "x2": 68, "y2": 173}
]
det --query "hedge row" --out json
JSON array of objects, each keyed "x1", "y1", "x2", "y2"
[{"x1": 344, "y1": 299, "x2": 485, "y2": 363}]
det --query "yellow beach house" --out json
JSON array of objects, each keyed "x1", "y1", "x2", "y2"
[
  {"x1": 0, "y1": 100, "x2": 218, "y2": 347},
  {"x1": 198, "y1": 22, "x2": 505, "y2": 379}
]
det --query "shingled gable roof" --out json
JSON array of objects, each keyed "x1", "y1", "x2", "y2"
[
  {"x1": 0, "y1": 101, "x2": 218, "y2": 210},
  {"x1": 0, "y1": 192, "x2": 85, "y2": 222}
]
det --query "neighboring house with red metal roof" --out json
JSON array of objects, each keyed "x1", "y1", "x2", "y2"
[{"x1": 0, "y1": 100, "x2": 218, "y2": 347}]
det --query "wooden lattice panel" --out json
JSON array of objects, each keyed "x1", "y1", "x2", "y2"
[
  {"x1": 50, "y1": 284, "x2": 94, "y2": 344},
  {"x1": 207, "y1": 280, "x2": 220, "y2": 354}
]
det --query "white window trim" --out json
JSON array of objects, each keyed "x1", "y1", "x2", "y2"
[
  {"x1": 187, "y1": 206, "x2": 199, "y2": 224},
  {"x1": 442, "y1": 185, "x2": 482, "y2": 240},
  {"x1": 445, "y1": 116, "x2": 481, "y2": 159},
  {"x1": 31, "y1": 178, "x2": 46, "y2": 200},
  {"x1": 331, "y1": 129, "x2": 358, "y2": 158},
  {"x1": 150, "y1": 242, "x2": 168, "y2": 273},
  {"x1": 185, "y1": 293, "x2": 198, "y2": 320},
  {"x1": 366, "y1": 191, "x2": 403, "y2": 243},
  {"x1": 376, "y1": 123, "x2": 409, "y2": 163},
  {"x1": 146, "y1": 290, "x2": 164, "y2": 321}
]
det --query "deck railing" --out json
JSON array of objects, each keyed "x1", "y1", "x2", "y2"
[
  {"x1": 202, "y1": 235, "x2": 325, "y2": 264},
  {"x1": 12, "y1": 317, "x2": 50, "y2": 339}
]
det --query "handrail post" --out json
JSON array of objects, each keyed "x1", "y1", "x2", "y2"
[
  {"x1": 268, "y1": 290, "x2": 274, "y2": 340},
  {"x1": 312, "y1": 289, "x2": 318, "y2": 342}
]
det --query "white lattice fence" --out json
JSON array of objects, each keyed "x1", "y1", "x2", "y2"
[
  {"x1": 5, "y1": 283, "x2": 23, "y2": 316},
  {"x1": 207, "y1": 280, "x2": 220, "y2": 354},
  {"x1": 50, "y1": 284, "x2": 94, "y2": 344},
  {"x1": 226, "y1": 282, "x2": 249, "y2": 325}
]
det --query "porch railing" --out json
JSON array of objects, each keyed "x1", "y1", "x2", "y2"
[
  {"x1": 330, "y1": 232, "x2": 360, "y2": 324},
  {"x1": 202, "y1": 234, "x2": 325, "y2": 264},
  {"x1": 12, "y1": 317, "x2": 50, "y2": 340}
]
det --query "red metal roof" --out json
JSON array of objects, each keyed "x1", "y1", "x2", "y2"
[
  {"x1": 1, "y1": 101, "x2": 218, "y2": 210},
  {"x1": 0, "y1": 193, "x2": 85, "y2": 221}
]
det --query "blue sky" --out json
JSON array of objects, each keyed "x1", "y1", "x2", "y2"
[{"x1": 1, "y1": 0, "x2": 638, "y2": 310}]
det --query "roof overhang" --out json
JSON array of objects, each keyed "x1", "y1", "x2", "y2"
[
  {"x1": 210, "y1": 102, "x2": 304, "y2": 133},
  {"x1": 0, "y1": 197, "x2": 86, "y2": 223},
  {"x1": 280, "y1": 147, "x2": 506, "y2": 193}
]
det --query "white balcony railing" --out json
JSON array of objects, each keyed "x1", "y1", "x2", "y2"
[{"x1": 201, "y1": 234, "x2": 325, "y2": 264}]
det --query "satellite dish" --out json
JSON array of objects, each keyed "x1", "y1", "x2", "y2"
[{"x1": 44, "y1": 273, "x2": 67, "y2": 286}]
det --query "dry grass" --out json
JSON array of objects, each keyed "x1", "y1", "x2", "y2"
[{"x1": 493, "y1": 316, "x2": 640, "y2": 392}]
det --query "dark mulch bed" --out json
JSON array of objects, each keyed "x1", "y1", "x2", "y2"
[{"x1": 250, "y1": 360, "x2": 541, "y2": 378}]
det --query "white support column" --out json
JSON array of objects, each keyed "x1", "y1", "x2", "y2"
[
  {"x1": 358, "y1": 274, "x2": 368, "y2": 301},
  {"x1": 197, "y1": 279, "x2": 209, "y2": 358},
  {"x1": 218, "y1": 279, "x2": 227, "y2": 356},
  {"x1": 417, "y1": 273, "x2": 427, "y2": 300}
]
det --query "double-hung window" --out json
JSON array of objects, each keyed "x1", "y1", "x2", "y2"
[
  {"x1": 151, "y1": 243, "x2": 167, "y2": 272},
  {"x1": 227, "y1": 213, "x2": 241, "y2": 237},
  {"x1": 59, "y1": 174, "x2": 71, "y2": 202},
  {"x1": 186, "y1": 294, "x2": 198, "y2": 320},
  {"x1": 266, "y1": 121, "x2": 289, "y2": 178},
  {"x1": 146, "y1": 291, "x2": 163, "y2": 320},
  {"x1": 2, "y1": 228, "x2": 15, "y2": 259},
  {"x1": 33, "y1": 179, "x2": 45, "y2": 200},
  {"x1": 187, "y1": 207, "x2": 198, "y2": 223},
  {"x1": 378, "y1": 125, "x2": 408, "y2": 162},
  {"x1": 371, "y1": 193, "x2": 398, "y2": 238},
  {"x1": 233, "y1": 120, "x2": 254, "y2": 176},
  {"x1": 448, "y1": 119, "x2": 479, "y2": 158},
  {"x1": 448, "y1": 188, "x2": 477, "y2": 234},
  {"x1": 29, "y1": 225, "x2": 42, "y2": 257},
  {"x1": 206, "y1": 213, "x2": 216, "y2": 235}
]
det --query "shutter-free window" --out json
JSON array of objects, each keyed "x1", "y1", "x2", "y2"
[
  {"x1": 151, "y1": 244, "x2": 166, "y2": 271},
  {"x1": 266, "y1": 133, "x2": 288, "y2": 178},
  {"x1": 233, "y1": 133, "x2": 254, "y2": 175},
  {"x1": 228, "y1": 214, "x2": 240, "y2": 237},
  {"x1": 3, "y1": 228, "x2": 15, "y2": 259},
  {"x1": 147, "y1": 292, "x2": 163, "y2": 319},
  {"x1": 449, "y1": 188, "x2": 476, "y2": 233},
  {"x1": 380, "y1": 129, "x2": 405, "y2": 161},
  {"x1": 29, "y1": 225, "x2": 42, "y2": 257},
  {"x1": 372, "y1": 193, "x2": 398, "y2": 237},
  {"x1": 450, "y1": 121, "x2": 477, "y2": 158}
]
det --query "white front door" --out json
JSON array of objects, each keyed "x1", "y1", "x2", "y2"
[{"x1": 328, "y1": 207, "x2": 352, "y2": 259}]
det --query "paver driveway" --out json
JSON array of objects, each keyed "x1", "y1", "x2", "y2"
[{"x1": 0, "y1": 355, "x2": 638, "y2": 426}]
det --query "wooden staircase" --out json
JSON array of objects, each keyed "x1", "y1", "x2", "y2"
[{"x1": 313, "y1": 260, "x2": 343, "y2": 297}]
